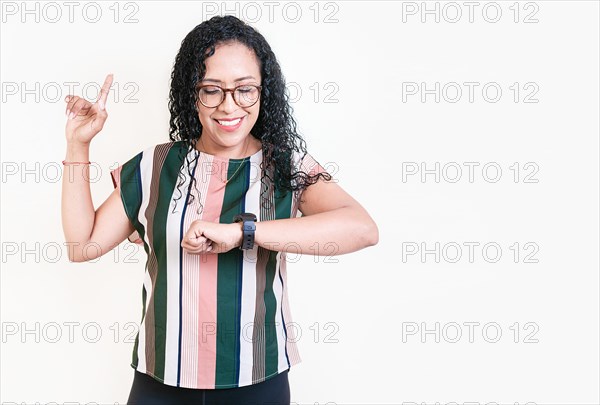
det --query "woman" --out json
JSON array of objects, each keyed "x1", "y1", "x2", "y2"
[{"x1": 62, "y1": 15, "x2": 378, "y2": 404}]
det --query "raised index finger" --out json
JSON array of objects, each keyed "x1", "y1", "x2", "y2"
[{"x1": 97, "y1": 73, "x2": 114, "y2": 110}]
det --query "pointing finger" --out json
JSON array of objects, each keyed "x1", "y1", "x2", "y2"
[{"x1": 96, "y1": 73, "x2": 114, "y2": 110}]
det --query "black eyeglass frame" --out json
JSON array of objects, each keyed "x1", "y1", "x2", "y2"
[{"x1": 196, "y1": 84, "x2": 263, "y2": 108}]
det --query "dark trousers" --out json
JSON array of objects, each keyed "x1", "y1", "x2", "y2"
[{"x1": 127, "y1": 369, "x2": 291, "y2": 405}]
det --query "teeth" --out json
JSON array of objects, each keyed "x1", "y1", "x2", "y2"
[{"x1": 217, "y1": 118, "x2": 241, "y2": 126}]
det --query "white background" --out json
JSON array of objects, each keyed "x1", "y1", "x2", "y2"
[{"x1": 1, "y1": 1, "x2": 599, "y2": 404}]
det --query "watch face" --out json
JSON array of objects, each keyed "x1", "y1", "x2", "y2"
[{"x1": 233, "y1": 213, "x2": 257, "y2": 223}]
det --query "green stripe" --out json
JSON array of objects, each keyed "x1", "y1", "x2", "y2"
[
  {"x1": 264, "y1": 250, "x2": 278, "y2": 375},
  {"x1": 150, "y1": 143, "x2": 186, "y2": 380},
  {"x1": 264, "y1": 186, "x2": 293, "y2": 376},
  {"x1": 131, "y1": 285, "x2": 146, "y2": 368},
  {"x1": 119, "y1": 152, "x2": 148, "y2": 369},
  {"x1": 215, "y1": 160, "x2": 249, "y2": 386},
  {"x1": 119, "y1": 152, "x2": 144, "y2": 237}
]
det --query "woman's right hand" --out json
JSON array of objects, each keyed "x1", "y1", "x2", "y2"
[{"x1": 64, "y1": 73, "x2": 113, "y2": 145}]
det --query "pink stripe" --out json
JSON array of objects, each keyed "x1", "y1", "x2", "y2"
[
  {"x1": 196, "y1": 159, "x2": 228, "y2": 388},
  {"x1": 180, "y1": 153, "x2": 208, "y2": 387},
  {"x1": 280, "y1": 258, "x2": 301, "y2": 365},
  {"x1": 110, "y1": 165, "x2": 123, "y2": 189}
]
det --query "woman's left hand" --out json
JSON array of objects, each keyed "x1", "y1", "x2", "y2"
[{"x1": 181, "y1": 220, "x2": 243, "y2": 254}]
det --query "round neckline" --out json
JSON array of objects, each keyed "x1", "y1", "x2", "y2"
[{"x1": 190, "y1": 145, "x2": 262, "y2": 162}]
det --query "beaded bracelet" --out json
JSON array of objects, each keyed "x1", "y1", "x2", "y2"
[{"x1": 62, "y1": 160, "x2": 91, "y2": 165}]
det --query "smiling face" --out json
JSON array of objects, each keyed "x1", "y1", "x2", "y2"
[{"x1": 196, "y1": 41, "x2": 262, "y2": 157}]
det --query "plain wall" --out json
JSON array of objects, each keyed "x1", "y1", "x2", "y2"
[{"x1": 1, "y1": 1, "x2": 598, "y2": 404}]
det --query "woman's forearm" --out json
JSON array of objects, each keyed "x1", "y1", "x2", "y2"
[
  {"x1": 254, "y1": 206, "x2": 378, "y2": 255},
  {"x1": 61, "y1": 142, "x2": 95, "y2": 260}
]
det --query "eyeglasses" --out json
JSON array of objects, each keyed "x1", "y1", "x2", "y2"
[{"x1": 197, "y1": 84, "x2": 262, "y2": 108}]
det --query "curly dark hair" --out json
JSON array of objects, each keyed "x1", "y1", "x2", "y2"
[{"x1": 167, "y1": 15, "x2": 331, "y2": 213}]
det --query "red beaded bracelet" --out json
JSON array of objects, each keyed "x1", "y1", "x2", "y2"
[{"x1": 62, "y1": 160, "x2": 91, "y2": 165}]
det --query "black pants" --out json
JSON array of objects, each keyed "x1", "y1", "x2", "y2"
[{"x1": 127, "y1": 369, "x2": 291, "y2": 405}]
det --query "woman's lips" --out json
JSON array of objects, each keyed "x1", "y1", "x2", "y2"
[{"x1": 214, "y1": 116, "x2": 244, "y2": 132}]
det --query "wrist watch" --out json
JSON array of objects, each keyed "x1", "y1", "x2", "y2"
[{"x1": 233, "y1": 213, "x2": 257, "y2": 250}]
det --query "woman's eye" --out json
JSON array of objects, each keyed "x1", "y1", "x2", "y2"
[{"x1": 203, "y1": 88, "x2": 220, "y2": 95}]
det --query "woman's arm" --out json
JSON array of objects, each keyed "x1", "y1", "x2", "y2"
[
  {"x1": 181, "y1": 176, "x2": 378, "y2": 256},
  {"x1": 254, "y1": 177, "x2": 379, "y2": 255},
  {"x1": 61, "y1": 152, "x2": 134, "y2": 262},
  {"x1": 61, "y1": 74, "x2": 135, "y2": 262}
]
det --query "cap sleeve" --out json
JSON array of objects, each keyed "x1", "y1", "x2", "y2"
[
  {"x1": 298, "y1": 151, "x2": 329, "y2": 177},
  {"x1": 291, "y1": 150, "x2": 332, "y2": 218},
  {"x1": 110, "y1": 152, "x2": 144, "y2": 245}
]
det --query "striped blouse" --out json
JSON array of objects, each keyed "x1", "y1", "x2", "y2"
[{"x1": 110, "y1": 140, "x2": 324, "y2": 389}]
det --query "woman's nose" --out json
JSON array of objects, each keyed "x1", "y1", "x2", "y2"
[{"x1": 218, "y1": 90, "x2": 238, "y2": 113}]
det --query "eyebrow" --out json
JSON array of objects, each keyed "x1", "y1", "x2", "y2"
[{"x1": 202, "y1": 76, "x2": 257, "y2": 83}]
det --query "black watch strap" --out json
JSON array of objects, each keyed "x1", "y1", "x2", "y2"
[{"x1": 233, "y1": 213, "x2": 257, "y2": 250}]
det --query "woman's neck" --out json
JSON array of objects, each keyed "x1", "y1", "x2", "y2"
[{"x1": 196, "y1": 135, "x2": 261, "y2": 159}]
